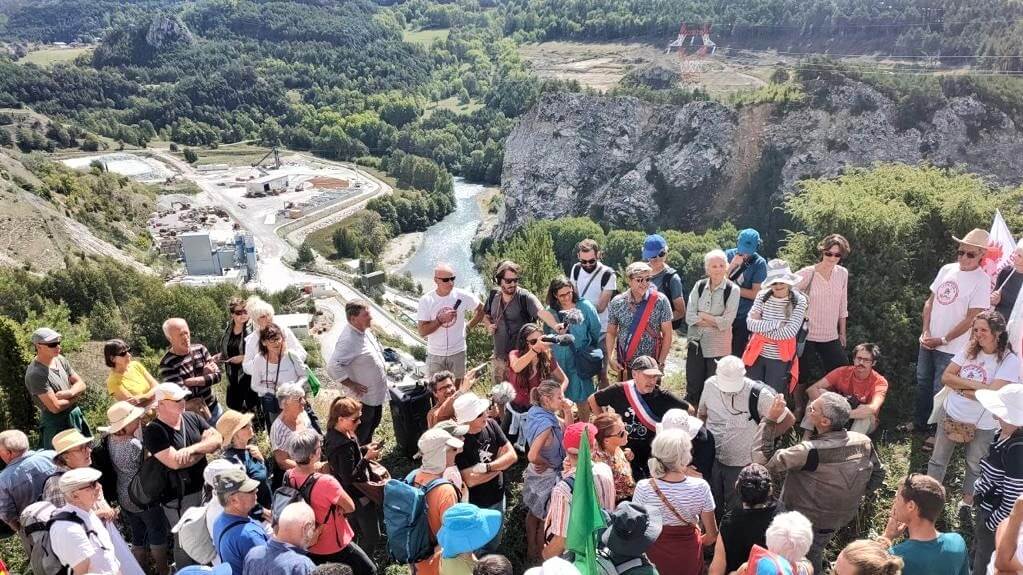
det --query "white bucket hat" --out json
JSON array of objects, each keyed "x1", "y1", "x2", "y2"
[
  {"x1": 453, "y1": 392, "x2": 491, "y2": 424},
  {"x1": 762, "y1": 259, "x2": 800, "y2": 288},
  {"x1": 712, "y1": 356, "x2": 747, "y2": 393},
  {"x1": 977, "y1": 385, "x2": 1023, "y2": 427}
]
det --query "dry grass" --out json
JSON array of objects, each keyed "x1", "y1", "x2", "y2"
[
  {"x1": 18, "y1": 47, "x2": 92, "y2": 67},
  {"x1": 403, "y1": 28, "x2": 450, "y2": 46}
]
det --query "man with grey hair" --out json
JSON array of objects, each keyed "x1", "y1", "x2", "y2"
[
  {"x1": 244, "y1": 501, "x2": 318, "y2": 574},
  {"x1": 328, "y1": 300, "x2": 388, "y2": 444},
  {"x1": 0, "y1": 429, "x2": 56, "y2": 538},
  {"x1": 24, "y1": 327, "x2": 90, "y2": 449},
  {"x1": 212, "y1": 467, "x2": 269, "y2": 574},
  {"x1": 754, "y1": 391, "x2": 884, "y2": 574},
  {"x1": 606, "y1": 261, "x2": 673, "y2": 379},
  {"x1": 159, "y1": 317, "x2": 223, "y2": 424}
]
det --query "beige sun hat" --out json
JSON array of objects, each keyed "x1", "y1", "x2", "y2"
[
  {"x1": 953, "y1": 228, "x2": 990, "y2": 250},
  {"x1": 100, "y1": 401, "x2": 146, "y2": 434}
]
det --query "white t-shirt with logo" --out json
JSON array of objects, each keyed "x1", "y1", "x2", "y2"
[
  {"x1": 929, "y1": 263, "x2": 991, "y2": 353},
  {"x1": 571, "y1": 262, "x2": 617, "y2": 332},
  {"x1": 417, "y1": 288, "x2": 481, "y2": 357},
  {"x1": 945, "y1": 348, "x2": 1020, "y2": 430}
]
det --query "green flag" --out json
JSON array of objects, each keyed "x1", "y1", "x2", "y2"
[{"x1": 566, "y1": 428, "x2": 606, "y2": 575}]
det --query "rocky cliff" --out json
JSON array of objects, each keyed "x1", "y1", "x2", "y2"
[{"x1": 497, "y1": 76, "x2": 1023, "y2": 240}]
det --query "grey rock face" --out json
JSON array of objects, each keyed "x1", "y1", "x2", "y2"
[
  {"x1": 498, "y1": 78, "x2": 1023, "y2": 239},
  {"x1": 145, "y1": 15, "x2": 195, "y2": 50}
]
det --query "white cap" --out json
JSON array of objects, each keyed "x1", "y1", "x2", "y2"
[
  {"x1": 58, "y1": 467, "x2": 102, "y2": 495},
  {"x1": 418, "y1": 428, "x2": 464, "y2": 472},
  {"x1": 155, "y1": 382, "x2": 191, "y2": 401},
  {"x1": 712, "y1": 356, "x2": 747, "y2": 393},
  {"x1": 524, "y1": 557, "x2": 581, "y2": 575},
  {"x1": 657, "y1": 408, "x2": 704, "y2": 439},
  {"x1": 453, "y1": 392, "x2": 491, "y2": 424}
]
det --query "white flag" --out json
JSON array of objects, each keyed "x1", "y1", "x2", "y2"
[{"x1": 984, "y1": 209, "x2": 1016, "y2": 280}]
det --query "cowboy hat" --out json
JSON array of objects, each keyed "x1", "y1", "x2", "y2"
[{"x1": 953, "y1": 228, "x2": 990, "y2": 250}]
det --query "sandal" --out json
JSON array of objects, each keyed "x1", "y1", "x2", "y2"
[{"x1": 921, "y1": 435, "x2": 936, "y2": 452}]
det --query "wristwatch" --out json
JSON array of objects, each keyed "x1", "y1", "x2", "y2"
[{"x1": 941, "y1": 336, "x2": 948, "y2": 345}]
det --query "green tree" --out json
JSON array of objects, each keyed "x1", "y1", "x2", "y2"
[
  {"x1": 0, "y1": 317, "x2": 33, "y2": 433},
  {"x1": 332, "y1": 226, "x2": 360, "y2": 259},
  {"x1": 183, "y1": 147, "x2": 198, "y2": 163},
  {"x1": 296, "y1": 242, "x2": 315, "y2": 267},
  {"x1": 533, "y1": 217, "x2": 607, "y2": 273},
  {"x1": 492, "y1": 225, "x2": 561, "y2": 296}
]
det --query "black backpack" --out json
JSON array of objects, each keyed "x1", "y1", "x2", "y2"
[
  {"x1": 485, "y1": 288, "x2": 537, "y2": 327},
  {"x1": 747, "y1": 381, "x2": 769, "y2": 424},
  {"x1": 658, "y1": 270, "x2": 685, "y2": 330},
  {"x1": 570, "y1": 263, "x2": 617, "y2": 298},
  {"x1": 89, "y1": 434, "x2": 120, "y2": 504}
]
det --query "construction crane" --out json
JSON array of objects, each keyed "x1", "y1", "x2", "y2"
[
  {"x1": 666, "y1": 23, "x2": 716, "y2": 84},
  {"x1": 252, "y1": 146, "x2": 281, "y2": 175}
]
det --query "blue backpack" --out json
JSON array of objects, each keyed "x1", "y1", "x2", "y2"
[{"x1": 383, "y1": 469, "x2": 459, "y2": 564}]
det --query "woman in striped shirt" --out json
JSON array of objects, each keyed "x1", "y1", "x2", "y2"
[
  {"x1": 796, "y1": 234, "x2": 851, "y2": 374},
  {"x1": 973, "y1": 385, "x2": 1023, "y2": 575},
  {"x1": 744, "y1": 259, "x2": 809, "y2": 397}
]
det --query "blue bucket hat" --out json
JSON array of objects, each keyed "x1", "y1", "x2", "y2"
[
  {"x1": 437, "y1": 503, "x2": 503, "y2": 558},
  {"x1": 737, "y1": 228, "x2": 761, "y2": 255},
  {"x1": 642, "y1": 234, "x2": 668, "y2": 260}
]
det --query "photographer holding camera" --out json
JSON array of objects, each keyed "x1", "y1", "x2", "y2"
[
  {"x1": 507, "y1": 324, "x2": 569, "y2": 445},
  {"x1": 800, "y1": 343, "x2": 888, "y2": 439}
]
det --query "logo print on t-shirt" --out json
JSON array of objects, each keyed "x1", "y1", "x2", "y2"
[
  {"x1": 437, "y1": 305, "x2": 457, "y2": 328},
  {"x1": 936, "y1": 280, "x2": 960, "y2": 306},
  {"x1": 959, "y1": 363, "x2": 988, "y2": 384}
]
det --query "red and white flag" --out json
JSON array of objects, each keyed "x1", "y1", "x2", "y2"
[{"x1": 984, "y1": 209, "x2": 1016, "y2": 281}]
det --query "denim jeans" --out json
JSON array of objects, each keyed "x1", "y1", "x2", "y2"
[
  {"x1": 914, "y1": 347, "x2": 954, "y2": 429},
  {"x1": 927, "y1": 409, "x2": 996, "y2": 497}
]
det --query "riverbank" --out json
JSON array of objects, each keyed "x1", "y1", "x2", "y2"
[
  {"x1": 474, "y1": 186, "x2": 501, "y2": 241},
  {"x1": 380, "y1": 231, "x2": 424, "y2": 273}
]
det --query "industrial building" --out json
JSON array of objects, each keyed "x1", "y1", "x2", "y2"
[
  {"x1": 179, "y1": 231, "x2": 257, "y2": 281},
  {"x1": 245, "y1": 174, "x2": 289, "y2": 196}
]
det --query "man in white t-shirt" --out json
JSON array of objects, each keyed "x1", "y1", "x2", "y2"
[
  {"x1": 569, "y1": 239, "x2": 617, "y2": 389},
  {"x1": 417, "y1": 263, "x2": 483, "y2": 383},
  {"x1": 914, "y1": 229, "x2": 991, "y2": 437}
]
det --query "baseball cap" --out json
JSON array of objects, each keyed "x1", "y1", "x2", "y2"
[
  {"x1": 214, "y1": 467, "x2": 259, "y2": 495},
  {"x1": 737, "y1": 228, "x2": 761, "y2": 255},
  {"x1": 155, "y1": 382, "x2": 191, "y2": 401},
  {"x1": 433, "y1": 419, "x2": 469, "y2": 438},
  {"x1": 630, "y1": 355, "x2": 662, "y2": 377},
  {"x1": 642, "y1": 234, "x2": 668, "y2": 260},
  {"x1": 563, "y1": 422, "x2": 598, "y2": 453},
  {"x1": 58, "y1": 467, "x2": 102, "y2": 495},
  {"x1": 31, "y1": 327, "x2": 61, "y2": 344},
  {"x1": 418, "y1": 428, "x2": 464, "y2": 471}
]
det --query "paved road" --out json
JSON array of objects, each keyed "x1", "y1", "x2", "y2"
[{"x1": 150, "y1": 150, "x2": 426, "y2": 349}]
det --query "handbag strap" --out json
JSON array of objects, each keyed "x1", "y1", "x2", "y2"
[{"x1": 649, "y1": 478, "x2": 693, "y2": 526}]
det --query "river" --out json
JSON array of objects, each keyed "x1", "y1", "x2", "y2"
[{"x1": 400, "y1": 178, "x2": 487, "y2": 294}]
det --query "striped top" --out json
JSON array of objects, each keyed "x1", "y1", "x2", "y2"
[
  {"x1": 747, "y1": 291, "x2": 808, "y2": 360},
  {"x1": 796, "y1": 265, "x2": 849, "y2": 342},
  {"x1": 159, "y1": 344, "x2": 221, "y2": 409},
  {"x1": 633, "y1": 476, "x2": 715, "y2": 526},
  {"x1": 545, "y1": 462, "x2": 616, "y2": 539},
  {"x1": 975, "y1": 431, "x2": 1023, "y2": 531}
]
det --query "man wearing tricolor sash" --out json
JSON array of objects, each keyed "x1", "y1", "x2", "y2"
[{"x1": 589, "y1": 356, "x2": 687, "y2": 480}]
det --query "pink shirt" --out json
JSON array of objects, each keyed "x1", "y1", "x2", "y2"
[
  {"x1": 797, "y1": 265, "x2": 849, "y2": 342},
  {"x1": 288, "y1": 470, "x2": 355, "y2": 555}
]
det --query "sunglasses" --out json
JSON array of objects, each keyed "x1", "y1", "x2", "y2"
[
  {"x1": 42, "y1": 341, "x2": 62, "y2": 348},
  {"x1": 557, "y1": 290, "x2": 573, "y2": 298},
  {"x1": 263, "y1": 334, "x2": 282, "y2": 342},
  {"x1": 435, "y1": 276, "x2": 456, "y2": 283},
  {"x1": 631, "y1": 277, "x2": 651, "y2": 283},
  {"x1": 501, "y1": 277, "x2": 520, "y2": 284},
  {"x1": 578, "y1": 258, "x2": 597, "y2": 266},
  {"x1": 233, "y1": 309, "x2": 248, "y2": 315},
  {"x1": 822, "y1": 251, "x2": 843, "y2": 258},
  {"x1": 957, "y1": 250, "x2": 980, "y2": 259},
  {"x1": 348, "y1": 414, "x2": 362, "y2": 422},
  {"x1": 646, "y1": 250, "x2": 667, "y2": 260},
  {"x1": 615, "y1": 429, "x2": 627, "y2": 438},
  {"x1": 115, "y1": 350, "x2": 129, "y2": 357}
]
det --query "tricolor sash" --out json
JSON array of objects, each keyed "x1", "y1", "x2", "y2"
[{"x1": 624, "y1": 381, "x2": 660, "y2": 432}]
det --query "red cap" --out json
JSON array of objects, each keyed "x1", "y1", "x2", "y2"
[{"x1": 563, "y1": 422, "x2": 598, "y2": 453}]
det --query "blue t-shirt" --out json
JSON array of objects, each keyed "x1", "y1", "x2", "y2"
[
  {"x1": 244, "y1": 538, "x2": 316, "y2": 575},
  {"x1": 725, "y1": 249, "x2": 768, "y2": 318},
  {"x1": 213, "y1": 512, "x2": 269, "y2": 575},
  {"x1": 890, "y1": 532, "x2": 969, "y2": 575}
]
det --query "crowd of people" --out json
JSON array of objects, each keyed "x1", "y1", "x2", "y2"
[{"x1": 2, "y1": 227, "x2": 1023, "y2": 575}]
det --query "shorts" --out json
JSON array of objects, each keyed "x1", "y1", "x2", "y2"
[
  {"x1": 123, "y1": 506, "x2": 170, "y2": 548},
  {"x1": 426, "y1": 351, "x2": 467, "y2": 378}
]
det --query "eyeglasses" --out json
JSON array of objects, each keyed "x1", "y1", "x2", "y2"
[
  {"x1": 435, "y1": 276, "x2": 456, "y2": 283},
  {"x1": 631, "y1": 277, "x2": 651, "y2": 283},
  {"x1": 42, "y1": 341, "x2": 62, "y2": 348},
  {"x1": 579, "y1": 258, "x2": 597, "y2": 266},
  {"x1": 501, "y1": 277, "x2": 520, "y2": 285},
  {"x1": 233, "y1": 309, "x2": 248, "y2": 315},
  {"x1": 957, "y1": 250, "x2": 980, "y2": 259},
  {"x1": 822, "y1": 251, "x2": 843, "y2": 258},
  {"x1": 264, "y1": 334, "x2": 282, "y2": 343},
  {"x1": 557, "y1": 290, "x2": 573, "y2": 298}
]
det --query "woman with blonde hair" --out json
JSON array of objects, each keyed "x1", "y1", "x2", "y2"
[
  {"x1": 522, "y1": 379, "x2": 573, "y2": 563},
  {"x1": 833, "y1": 540, "x2": 903, "y2": 575},
  {"x1": 220, "y1": 296, "x2": 257, "y2": 412},
  {"x1": 632, "y1": 429, "x2": 717, "y2": 575}
]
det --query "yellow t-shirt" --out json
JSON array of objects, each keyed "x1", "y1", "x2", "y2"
[{"x1": 106, "y1": 361, "x2": 155, "y2": 399}]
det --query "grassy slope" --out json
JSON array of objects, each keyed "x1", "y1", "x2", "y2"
[
  {"x1": 17, "y1": 47, "x2": 92, "y2": 66},
  {"x1": 402, "y1": 28, "x2": 450, "y2": 46}
]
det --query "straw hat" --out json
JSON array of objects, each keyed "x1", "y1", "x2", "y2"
[
  {"x1": 953, "y1": 228, "x2": 990, "y2": 250},
  {"x1": 52, "y1": 429, "x2": 92, "y2": 456},
  {"x1": 216, "y1": 409, "x2": 255, "y2": 448},
  {"x1": 100, "y1": 401, "x2": 145, "y2": 434}
]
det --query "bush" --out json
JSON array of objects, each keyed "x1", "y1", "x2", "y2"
[
  {"x1": 0, "y1": 317, "x2": 34, "y2": 433},
  {"x1": 485, "y1": 225, "x2": 561, "y2": 296},
  {"x1": 183, "y1": 147, "x2": 198, "y2": 163}
]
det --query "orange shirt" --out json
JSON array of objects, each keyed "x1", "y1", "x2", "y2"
[
  {"x1": 823, "y1": 366, "x2": 888, "y2": 405},
  {"x1": 413, "y1": 470, "x2": 460, "y2": 575}
]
